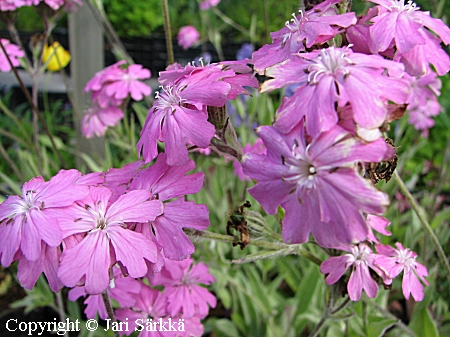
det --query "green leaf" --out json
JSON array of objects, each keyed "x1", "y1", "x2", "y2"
[
  {"x1": 215, "y1": 319, "x2": 241, "y2": 337},
  {"x1": 409, "y1": 307, "x2": 439, "y2": 337},
  {"x1": 217, "y1": 287, "x2": 232, "y2": 309},
  {"x1": 366, "y1": 316, "x2": 396, "y2": 337}
]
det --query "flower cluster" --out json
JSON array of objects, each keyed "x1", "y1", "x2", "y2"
[
  {"x1": 0, "y1": 0, "x2": 81, "y2": 11},
  {"x1": 0, "y1": 38, "x2": 24, "y2": 72},
  {"x1": 241, "y1": 0, "x2": 443, "y2": 301},
  {"x1": 69, "y1": 258, "x2": 216, "y2": 337},
  {"x1": 82, "y1": 61, "x2": 152, "y2": 138}
]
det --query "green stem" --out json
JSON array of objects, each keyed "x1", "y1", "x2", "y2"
[
  {"x1": 0, "y1": 98, "x2": 32, "y2": 145},
  {"x1": 363, "y1": 297, "x2": 417, "y2": 337},
  {"x1": 211, "y1": 7, "x2": 250, "y2": 37},
  {"x1": 0, "y1": 141, "x2": 23, "y2": 181},
  {"x1": 0, "y1": 39, "x2": 67, "y2": 170},
  {"x1": 161, "y1": 0, "x2": 174, "y2": 65},
  {"x1": 184, "y1": 229, "x2": 322, "y2": 265},
  {"x1": 308, "y1": 285, "x2": 334, "y2": 337},
  {"x1": 393, "y1": 170, "x2": 450, "y2": 284},
  {"x1": 102, "y1": 291, "x2": 120, "y2": 337},
  {"x1": 429, "y1": 134, "x2": 450, "y2": 212}
]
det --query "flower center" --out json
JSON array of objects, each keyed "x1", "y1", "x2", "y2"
[
  {"x1": 285, "y1": 11, "x2": 306, "y2": 33},
  {"x1": 282, "y1": 142, "x2": 316, "y2": 188},
  {"x1": 396, "y1": 247, "x2": 416, "y2": 268},
  {"x1": 307, "y1": 47, "x2": 352, "y2": 84},
  {"x1": 154, "y1": 85, "x2": 187, "y2": 112},
  {"x1": 389, "y1": 0, "x2": 419, "y2": 15}
]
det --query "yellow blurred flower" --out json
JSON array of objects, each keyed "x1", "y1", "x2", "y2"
[{"x1": 41, "y1": 42, "x2": 71, "y2": 71}]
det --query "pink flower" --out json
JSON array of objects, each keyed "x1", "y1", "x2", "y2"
[
  {"x1": 85, "y1": 61, "x2": 151, "y2": 108},
  {"x1": 261, "y1": 46, "x2": 409, "y2": 137},
  {"x1": 199, "y1": 0, "x2": 220, "y2": 10},
  {"x1": 115, "y1": 283, "x2": 169, "y2": 337},
  {"x1": 253, "y1": 0, "x2": 356, "y2": 74},
  {"x1": 375, "y1": 243, "x2": 429, "y2": 301},
  {"x1": 320, "y1": 244, "x2": 387, "y2": 301},
  {"x1": 151, "y1": 257, "x2": 216, "y2": 318},
  {"x1": 177, "y1": 26, "x2": 200, "y2": 50},
  {"x1": 405, "y1": 72, "x2": 443, "y2": 132},
  {"x1": 137, "y1": 69, "x2": 229, "y2": 166},
  {"x1": 81, "y1": 104, "x2": 124, "y2": 138},
  {"x1": 68, "y1": 268, "x2": 142, "y2": 319},
  {"x1": 368, "y1": 0, "x2": 450, "y2": 54},
  {"x1": 0, "y1": 170, "x2": 88, "y2": 267},
  {"x1": 233, "y1": 138, "x2": 266, "y2": 181},
  {"x1": 56, "y1": 187, "x2": 163, "y2": 294},
  {"x1": 104, "y1": 64, "x2": 152, "y2": 101},
  {"x1": 0, "y1": 0, "x2": 26, "y2": 11},
  {"x1": 0, "y1": 39, "x2": 24, "y2": 72},
  {"x1": 242, "y1": 125, "x2": 392, "y2": 247},
  {"x1": 366, "y1": 215, "x2": 391, "y2": 244}
]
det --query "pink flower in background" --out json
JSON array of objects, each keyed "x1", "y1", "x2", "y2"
[
  {"x1": 261, "y1": 46, "x2": 409, "y2": 137},
  {"x1": 69, "y1": 268, "x2": 141, "y2": 319},
  {"x1": 0, "y1": 0, "x2": 26, "y2": 11},
  {"x1": 0, "y1": 39, "x2": 24, "y2": 72},
  {"x1": 85, "y1": 61, "x2": 151, "y2": 108},
  {"x1": 199, "y1": 0, "x2": 220, "y2": 10},
  {"x1": 320, "y1": 244, "x2": 387, "y2": 301},
  {"x1": 177, "y1": 26, "x2": 200, "y2": 50},
  {"x1": 233, "y1": 138, "x2": 266, "y2": 181},
  {"x1": 405, "y1": 72, "x2": 443, "y2": 132},
  {"x1": 115, "y1": 283, "x2": 169, "y2": 336},
  {"x1": 0, "y1": 170, "x2": 88, "y2": 267},
  {"x1": 368, "y1": 0, "x2": 450, "y2": 54},
  {"x1": 81, "y1": 104, "x2": 124, "y2": 138},
  {"x1": 104, "y1": 64, "x2": 152, "y2": 101},
  {"x1": 242, "y1": 125, "x2": 392, "y2": 247},
  {"x1": 151, "y1": 257, "x2": 216, "y2": 318},
  {"x1": 252, "y1": 0, "x2": 356, "y2": 74},
  {"x1": 56, "y1": 187, "x2": 163, "y2": 294},
  {"x1": 375, "y1": 243, "x2": 429, "y2": 301}
]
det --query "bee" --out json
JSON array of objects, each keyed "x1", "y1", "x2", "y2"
[{"x1": 364, "y1": 138, "x2": 398, "y2": 184}]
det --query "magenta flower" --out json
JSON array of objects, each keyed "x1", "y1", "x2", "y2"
[
  {"x1": 0, "y1": 170, "x2": 88, "y2": 267},
  {"x1": 129, "y1": 153, "x2": 210, "y2": 260},
  {"x1": 69, "y1": 268, "x2": 142, "y2": 319},
  {"x1": 261, "y1": 46, "x2": 409, "y2": 137},
  {"x1": 369, "y1": 0, "x2": 450, "y2": 55},
  {"x1": 320, "y1": 244, "x2": 386, "y2": 301},
  {"x1": 81, "y1": 104, "x2": 124, "y2": 138},
  {"x1": 177, "y1": 26, "x2": 200, "y2": 50},
  {"x1": 252, "y1": 0, "x2": 356, "y2": 74},
  {"x1": 199, "y1": 0, "x2": 220, "y2": 10},
  {"x1": 56, "y1": 186, "x2": 163, "y2": 294},
  {"x1": 0, "y1": 39, "x2": 24, "y2": 72},
  {"x1": 242, "y1": 125, "x2": 392, "y2": 247},
  {"x1": 137, "y1": 68, "x2": 230, "y2": 166},
  {"x1": 151, "y1": 257, "x2": 216, "y2": 318},
  {"x1": 375, "y1": 243, "x2": 429, "y2": 301}
]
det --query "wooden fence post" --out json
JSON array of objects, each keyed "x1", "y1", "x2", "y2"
[{"x1": 69, "y1": 1, "x2": 105, "y2": 170}]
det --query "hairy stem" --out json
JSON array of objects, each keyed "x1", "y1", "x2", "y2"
[
  {"x1": 161, "y1": 0, "x2": 174, "y2": 65},
  {"x1": 393, "y1": 170, "x2": 450, "y2": 285},
  {"x1": 102, "y1": 291, "x2": 120, "y2": 337},
  {"x1": 184, "y1": 229, "x2": 322, "y2": 265}
]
